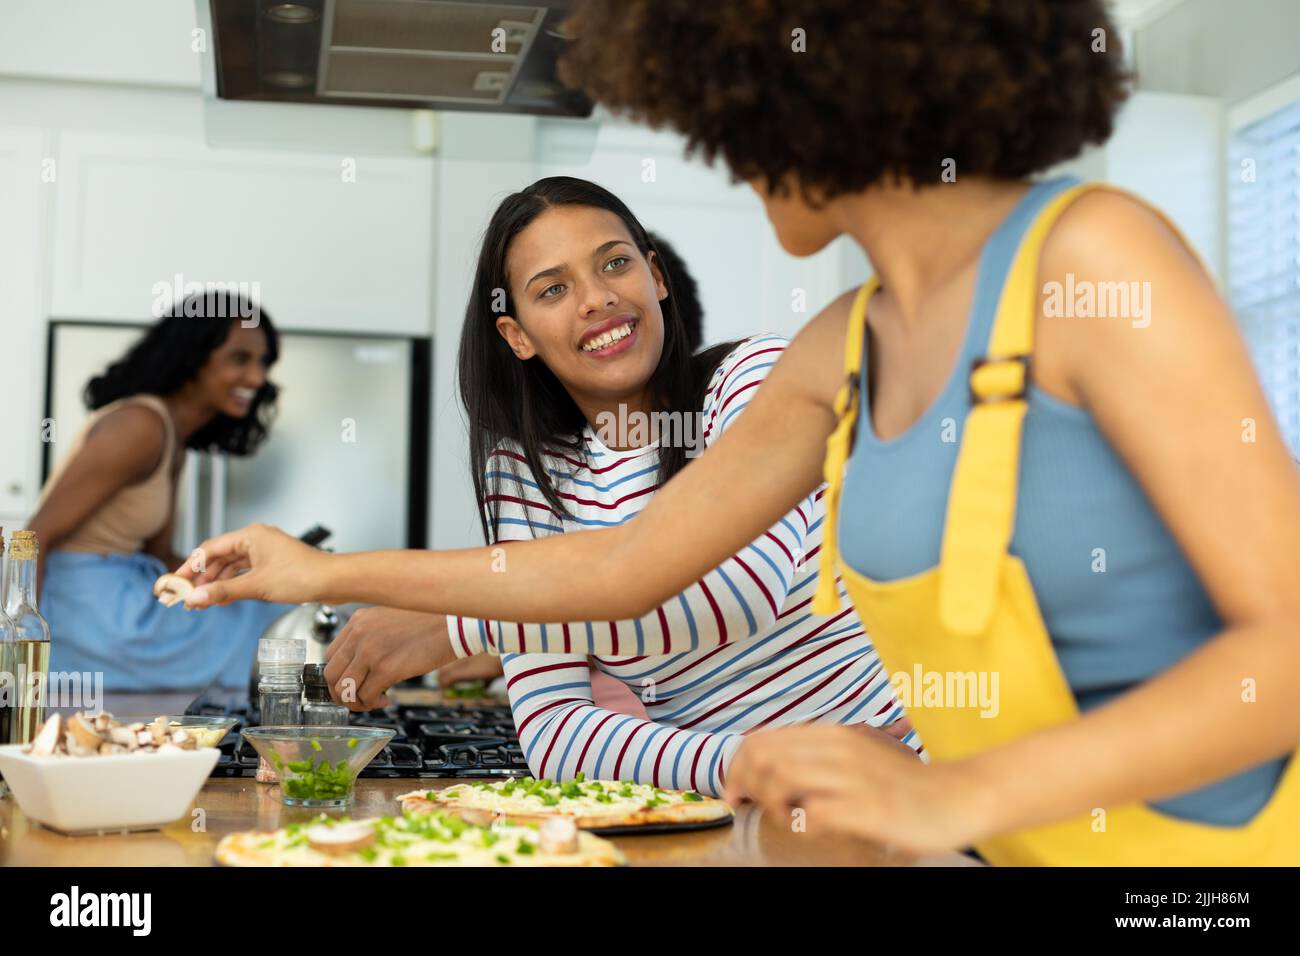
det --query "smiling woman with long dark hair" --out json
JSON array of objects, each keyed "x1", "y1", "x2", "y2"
[
  {"x1": 28, "y1": 290, "x2": 292, "y2": 691},
  {"x1": 457, "y1": 178, "x2": 737, "y2": 545}
]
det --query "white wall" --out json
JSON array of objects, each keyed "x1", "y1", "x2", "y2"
[
  {"x1": 427, "y1": 113, "x2": 539, "y2": 549},
  {"x1": 1103, "y1": 91, "x2": 1224, "y2": 280},
  {"x1": 0, "y1": 125, "x2": 48, "y2": 521},
  {"x1": 1132, "y1": 0, "x2": 1300, "y2": 107},
  {"x1": 46, "y1": 129, "x2": 433, "y2": 332}
]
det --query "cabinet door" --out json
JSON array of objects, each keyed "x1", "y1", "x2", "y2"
[
  {"x1": 0, "y1": 127, "x2": 47, "y2": 520},
  {"x1": 49, "y1": 131, "x2": 434, "y2": 334}
]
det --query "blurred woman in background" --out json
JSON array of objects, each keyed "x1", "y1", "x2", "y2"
[{"x1": 29, "y1": 291, "x2": 291, "y2": 690}]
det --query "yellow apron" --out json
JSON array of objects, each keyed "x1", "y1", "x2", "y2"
[{"x1": 812, "y1": 183, "x2": 1300, "y2": 865}]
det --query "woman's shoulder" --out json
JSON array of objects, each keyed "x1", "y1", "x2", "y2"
[
  {"x1": 1044, "y1": 185, "x2": 1203, "y2": 272},
  {"x1": 1035, "y1": 184, "x2": 1223, "y2": 402},
  {"x1": 82, "y1": 398, "x2": 171, "y2": 468},
  {"x1": 701, "y1": 334, "x2": 791, "y2": 403}
]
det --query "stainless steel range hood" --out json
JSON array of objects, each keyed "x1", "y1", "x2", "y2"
[{"x1": 208, "y1": 0, "x2": 591, "y2": 118}]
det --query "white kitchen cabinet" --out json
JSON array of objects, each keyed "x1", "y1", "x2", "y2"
[
  {"x1": 49, "y1": 131, "x2": 435, "y2": 334},
  {"x1": 0, "y1": 126, "x2": 48, "y2": 519},
  {"x1": 0, "y1": 0, "x2": 200, "y2": 90}
]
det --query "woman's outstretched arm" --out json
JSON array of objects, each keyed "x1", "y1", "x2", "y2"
[{"x1": 179, "y1": 292, "x2": 852, "y2": 633}]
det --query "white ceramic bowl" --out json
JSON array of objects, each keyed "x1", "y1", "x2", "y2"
[{"x1": 0, "y1": 743, "x2": 218, "y2": 835}]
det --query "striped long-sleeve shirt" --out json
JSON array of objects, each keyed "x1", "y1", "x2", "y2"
[{"x1": 448, "y1": 335, "x2": 922, "y2": 795}]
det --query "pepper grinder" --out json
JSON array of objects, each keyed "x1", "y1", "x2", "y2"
[{"x1": 302, "y1": 663, "x2": 349, "y2": 726}]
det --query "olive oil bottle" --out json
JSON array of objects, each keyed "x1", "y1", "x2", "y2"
[
  {"x1": 0, "y1": 529, "x2": 17, "y2": 754},
  {"x1": 4, "y1": 530, "x2": 51, "y2": 745}
]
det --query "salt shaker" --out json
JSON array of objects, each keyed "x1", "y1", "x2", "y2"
[{"x1": 256, "y1": 637, "x2": 306, "y2": 782}]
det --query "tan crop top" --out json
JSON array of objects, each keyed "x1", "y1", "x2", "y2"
[{"x1": 39, "y1": 394, "x2": 179, "y2": 555}]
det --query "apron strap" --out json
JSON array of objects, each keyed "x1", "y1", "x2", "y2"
[
  {"x1": 937, "y1": 182, "x2": 1098, "y2": 635},
  {"x1": 812, "y1": 277, "x2": 879, "y2": 615},
  {"x1": 812, "y1": 181, "x2": 1207, "y2": 631}
]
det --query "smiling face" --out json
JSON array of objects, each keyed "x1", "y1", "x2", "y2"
[
  {"x1": 193, "y1": 322, "x2": 271, "y2": 419},
  {"x1": 496, "y1": 205, "x2": 669, "y2": 416}
]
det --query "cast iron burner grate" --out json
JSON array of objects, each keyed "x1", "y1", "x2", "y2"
[{"x1": 185, "y1": 693, "x2": 530, "y2": 779}]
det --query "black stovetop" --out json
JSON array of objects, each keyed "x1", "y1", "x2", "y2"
[{"x1": 186, "y1": 692, "x2": 529, "y2": 779}]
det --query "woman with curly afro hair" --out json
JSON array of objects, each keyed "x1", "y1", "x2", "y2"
[
  {"x1": 174, "y1": 1, "x2": 1300, "y2": 865},
  {"x1": 27, "y1": 292, "x2": 293, "y2": 691}
]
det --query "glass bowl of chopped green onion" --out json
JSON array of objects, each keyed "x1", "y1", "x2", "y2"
[{"x1": 241, "y1": 727, "x2": 395, "y2": 808}]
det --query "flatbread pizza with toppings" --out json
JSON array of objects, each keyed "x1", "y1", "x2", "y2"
[
  {"x1": 399, "y1": 774, "x2": 734, "y2": 831},
  {"x1": 215, "y1": 810, "x2": 622, "y2": 867}
]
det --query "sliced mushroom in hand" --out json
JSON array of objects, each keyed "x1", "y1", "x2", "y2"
[{"x1": 152, "y1": 573, "x2": 195, "y2": 608}]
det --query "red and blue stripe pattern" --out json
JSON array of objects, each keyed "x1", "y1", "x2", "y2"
[{"x1": 449, "y1": 336, "x2": 922, "y2": 795}]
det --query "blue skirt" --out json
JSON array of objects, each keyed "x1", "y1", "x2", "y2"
[{"x1": 41, "y1": 550, "x2": 294, "y2": 692}]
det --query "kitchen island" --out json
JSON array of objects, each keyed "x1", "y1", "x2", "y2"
[{"x1": 0, "y1": 693, "x2": 979, "y2": 867}]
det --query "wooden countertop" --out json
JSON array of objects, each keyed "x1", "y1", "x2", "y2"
[
  {"x1": 0, "y1": 777, "x2": 978, "y2": 867},
  {"x1": 0, "y1": 693, "x2": 979, "y2": 867}
]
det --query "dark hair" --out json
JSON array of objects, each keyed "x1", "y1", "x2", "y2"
[
  {"x1": 645, "y1": 232, "x2": 704, "y2": 351},
  {"x1": 457, "y1": 176, "x2": 736, "y2": 544},
  {"x1": 84, "y1": 290, "x2": 280, "y2": 456},
  {"x1": 559, "y1": 0, "x2": 1130, "y2": 199}
]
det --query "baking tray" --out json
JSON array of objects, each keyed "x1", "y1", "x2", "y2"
[{"x1": 581, "y1": 814, "x2": 735, "y2": 837}]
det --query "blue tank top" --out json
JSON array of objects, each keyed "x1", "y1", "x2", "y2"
[{"x1": 837, "y1": 176, "x2": 1284, "y2": 826}]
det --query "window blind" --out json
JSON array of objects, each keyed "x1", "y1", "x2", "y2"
[{"x1": 1228, "y1": 97, "x2": 1300, "y2": 457}]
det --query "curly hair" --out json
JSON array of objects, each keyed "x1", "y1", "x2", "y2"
[
  {"x1": 558, "y1": 0, "x2": 1130, "y2": 198},
  {"x1": 84, "y1": 290, "x2": 280, "y2": 456}
]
